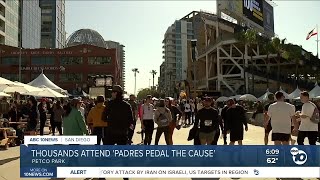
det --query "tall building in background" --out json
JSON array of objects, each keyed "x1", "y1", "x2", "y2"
[
  {"x1": 0, "y1": 0, "x2": 19, "y2": 46},
  {"x1": 40, "y1": 0, "x2": 66, "y2": 48},
  {"x1": 161, "y1": 20, "x2": 193, "y2": 96},
  {"x1": 105, "y1": 40, "x2": 125, "y2": 90},
  {"x1": 19, "y1": 0, "x2": 41, "y2": 48}
]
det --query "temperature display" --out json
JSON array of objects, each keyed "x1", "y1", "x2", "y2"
[{"x1": 266, "y1": 157, "x2": 279, "y2": 164}]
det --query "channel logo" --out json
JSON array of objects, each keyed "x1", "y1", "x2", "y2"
[{"x1": 290, "y1": 147, "x2": 308, "y2": 165}]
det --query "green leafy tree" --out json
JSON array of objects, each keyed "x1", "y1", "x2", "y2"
[
  {"x1": 137, "y1": 88, "x2": 159, "y2": 100},
  {"x1": 260, "y1": 36, "x2": 275, "y2": 89},
  {"x1": 245, "y1": 29, "x2": 258, "y2": 93},
  {"x1": 150, "y1": 70, "x2": 157, "y2": 90}
]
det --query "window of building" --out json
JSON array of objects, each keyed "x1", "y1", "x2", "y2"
[
  {"x1": 1, "y1": 73, "x2": 18, "y2": 81},
  {"x1": 60, "y1": 73, "x2": 82, "y2": 82},
  {"x1": 88, "y1": 56, "x2": 111, "y2": 65},
  {"x1": 187, "y1": 23, "x2": 192, "y2": 29},
  {"x1": 176, "y1": 46, "x2": 182, "y2": 50},
  {"x1": 176, "y1": 40, "x2": 181, "y2": 44},
  {"x1": 187, "y1": 35, "x2": 194, "y2": 39},
  {"x1": 176, "y1": 34, "x2": 181, "y2": 38},
  {"x1": 1, "y1": 57, "x2": 26, "y2": 65},
  {"x1": 176, "y1": 52, "x2": 182, "y2": 56},
  {"x1": 31, "y1": 57, "x2": 55, "y2": 65},
  {"x1": 60, "y1": 57, "x2": 83, "y2": 65}
]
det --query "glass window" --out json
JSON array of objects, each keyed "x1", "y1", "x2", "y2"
[
  {"x1": 60, "y1": 73, "x2": 82, "y2": 82},
  {"x1": 187, "y1": 23, "x2": 192, "y2": 29},
  {"x1": 2, "y1": 57, "x2": 26, "y2": 65},
  {"x1": 176, "y1": 34, "x2": 181, "y2": 38},
  {"x1": 176, "y1": 46, "x2": 182, "y2": 50},
  {"x1": 176, "y1": 52, "x2": 182, "y2": 56},
  {"x1": 31, "y1": 57, "x2": 55, "y2": 65},
  {"x1": 88, "y1": 56, "x2": 111, "y2": 65},
  {"x1": 187, "y1": 35, "x2": 194, "y2": 39},
  {"x1": 1, "y1": 74, "x2": 18, "y2": 81},
  {"x1": 60, "y1": 57, "x2": 83, "y2": 65},
  {"x1": 176, "y1": 40, "x2": 181, "y2": 44}
]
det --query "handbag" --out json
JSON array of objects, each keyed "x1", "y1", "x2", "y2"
[{"x1": 187, "y1": 127, "x2": 198, "y2": 141}]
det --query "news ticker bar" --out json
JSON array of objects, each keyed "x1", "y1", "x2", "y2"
[{"x1": 21, "y1": 167, "x2": 320, "y2": 178}]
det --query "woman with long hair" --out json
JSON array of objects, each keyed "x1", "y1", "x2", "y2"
[
  {"x1": 166, "y1": 99, "x2": 182, "y2": 145},
  {"x1": 26, "y1": 96, "x2": 38, "y2": 135},
  {"x1": 63, "y1": 98, "x2": 88, "y2": 135}
]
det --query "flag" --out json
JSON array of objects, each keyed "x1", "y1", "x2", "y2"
[{"x1": 306, "y1": 28, "x2": 318, "y2": 40}]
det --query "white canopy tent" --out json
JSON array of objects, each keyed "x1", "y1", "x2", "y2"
[
  {"x1": 288, "y1": 87, "x2": 302, "y2": 100},
  {"x1": 0, "y1": 82, "x2": 42, "y2": 94},
  {"x1": 28, "y1": 73, "x2": 64, "y2": 92},
  {"x1": 258, "y1": 89, "x2": 273, "y2": 101},
  {"x1": 0, "y1": 92, "x2": 10, "y2": 97},
  {"x1": 216, "y1": 96, "x2": 229, "y2": 102},
  {"x1": 25, "y1": 86, "x2": 67, "y2": 98},
  {"x1": 0, "y1": 77, "x2": 16, "y2": 85},
  {"x1": 309, "y1": 84, "x2": 320, "y2": 98},
  {"x1": 229, "y1": 95, "x2": 242, "y2": 101},
  {"x1": 279, "y1": 87, "x2": 290, "y2": 99},
  {"x1": 239, "y1": 94, "x2": 257, "y2": 101}
]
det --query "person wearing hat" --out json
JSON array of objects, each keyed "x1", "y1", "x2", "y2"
[
  {"x1": 63, "y1": 97, "x2": 88, "y2": 135},
  {"x1": 103, "y1": 85, "x2": 134, "y2": 146},
  {"x1": 87, "y1": 95, "x2": 107, "y2": 145},
  {"x1": 193, "y1": 96, "x2": 220, "y2": 145}
]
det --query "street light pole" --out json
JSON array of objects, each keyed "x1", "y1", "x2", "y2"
[{"x1": 132, "y1": 68, "x2": 139, "y2": 95}]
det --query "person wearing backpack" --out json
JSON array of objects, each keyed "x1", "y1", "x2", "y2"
[
  {"x1": 296, "y1": 91, "x2": 319, "y2": 145},
  {"x1": 154, "y1": 99, "x2": 172, "y2": 145}
]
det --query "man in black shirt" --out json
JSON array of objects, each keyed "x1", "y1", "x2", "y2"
[
  {"x1": 220, "y1": 101, "x2": 232, "y2": 145},
  {"x1": 194, "y1": 96, "x2": 219, "y2": 145},
  {"x1": 127, "y1": 94, "x2": 138, "y2": 144},
  {"x1": 264, "y1": 93, "x2": 275, "y2": 145}
]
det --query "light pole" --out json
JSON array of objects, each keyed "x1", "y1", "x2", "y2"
[
  {"x1": 132, "y1": 68, "x2": 139, "y2": 95},
  {"x1": 191, "y1": 39, "x2": 197, "y2": 98}
]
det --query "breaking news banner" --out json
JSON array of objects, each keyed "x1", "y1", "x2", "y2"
[{"x1": 20, "y1": 136, "x2": 320, "y2": 178}]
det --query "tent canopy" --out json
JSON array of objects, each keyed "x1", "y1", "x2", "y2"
[
  {"x1": 288, "y1": 87, "x2": 302, "y2": 100},
  {"x1": 26, "y1": 86, "x2": 66, "y2": 98},
  {"x1": 0, "y1": 77, "x2": 16, "y2": 85},
  {"x1": 28, "y1": 73, "x2": 64, "y2": 92},
  {"x1": 258, "y1": 90, "x2": 273, "y2": 101},
  {"x1": 309, "y1": 84, "x2": 320, "y2": 98},
  {"x1": 239, "y1": 94, "x2": 257, "y2": 101}
]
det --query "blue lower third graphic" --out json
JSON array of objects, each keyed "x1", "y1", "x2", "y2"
[{"x1": 20, "y1": 167, "x2": 56, "y2": 178}]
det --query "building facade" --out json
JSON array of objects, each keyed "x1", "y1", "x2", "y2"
[
  {"x1": 105, "y1": 40, "x2": 125, "y2": 89},
  {"x1": 40, "y1": 0, "x2": 66, "y2": 48},
  {"x1": 160, "y1": 20, "x2": 193, "y2": 96},
  {"x1": 0, "y1": 0, "x2": 19, "y2": 46},
  {"x1": 20, "y1": 0, "x2": 41, "y2": 48},
  {"x1": 0, "y1": 44, "x2": 119, "y2": 92}
]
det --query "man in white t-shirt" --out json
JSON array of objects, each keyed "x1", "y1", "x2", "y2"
[
  {"x1": 296, "y1": 91, "x2": 319, "y2": 145},
  {"x1": 267, "y1": 91, "x2": 296, "y2": 145}
]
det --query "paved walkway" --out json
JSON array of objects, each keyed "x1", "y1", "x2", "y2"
[{"x1": 0, "y1": 121, "x2": 318, "y2": 180}]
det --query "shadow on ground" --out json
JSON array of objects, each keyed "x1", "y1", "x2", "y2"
[
  {"x1": 276, "y1": 178, "x2": 303, "y2": 180},
  {"x1": 0, "y1": 156, "x2": 20, "y2": 166}
]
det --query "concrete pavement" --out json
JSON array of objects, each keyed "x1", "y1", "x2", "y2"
[{"x1": 0, "y1": 121, "x2": 318, "y2": 180}]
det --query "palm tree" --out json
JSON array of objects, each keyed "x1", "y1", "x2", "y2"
[
  {"x1": 167, "y1": 71, "x2": 173, "y2": 97},
  {"x1": 283, "y1": 44, "x2": 303, "y2": 86},
  {"x1": 261, "y1": 36, "x2": 275, "y2": 89},
  {"x1": 150, "y1": 70, "x2": 157, "y2": 90},
  {"x1": 245, "y1": 29, "x2": 258, "y2": 93},
  {"x1": 132, "y1": 68, "x2": 139, "y2": 95},
  {"x1": 271, "y1": 37, "x2": 286, "y2": 89}
]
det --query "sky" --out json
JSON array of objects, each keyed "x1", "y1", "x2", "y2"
[{"x1": 65, "y1": 1, "x2": 320, "y2": 95}]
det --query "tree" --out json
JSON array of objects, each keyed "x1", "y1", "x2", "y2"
[
  {"x1": 260, "y1": 36, "x2": 275, "y2": 89},
  {"x1": 282, "y1": 44, "x2": 302, "y2": 86},
  {"x1": 245, "y1": 29, "x2": 258, "y2": 93},
  {"x1": 137, "y1": 88, "x2": 159, "y2": 100},
  {"x1": 132, "y1": 68, "x2": 139, "y2": 95},
  {"x1": 271, "y1": 37, "x2": 286, "y2": 89},
  {"x1": 235, "y1": 30, "x2": 248, "y2": 93},
  {"x1": 150, "y1": 70, "x2": 157, "y2": 90}
]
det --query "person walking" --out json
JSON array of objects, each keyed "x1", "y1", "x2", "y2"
[
  {"x1": 263, "y1": 93, "x2": 275, "y2": 145},
  {"x1": 184, "y1": 100, "x2": 191, "y2": 125},
  {"x1": 141, "y1": 95, "x2": 154, "y2": 145},
  {"x1": 193, "y1": 97, "x2": 219, "y2": 145},
  {"x1": 220, "y1": 101, "x2": 232, "y2": 145},
  {"x1": 296, "y1": 91, "x2": 319, "y2": 145},
  {"x1": 52, "y1": 101, "x2": 64, "y2": 135},
  {"x1": 26, "y1": 96, "x2": 38, "y2": 135},
  {"x1": 103, "y1": 85, "x2": 134, "y2": 145},
  {"x1": 63, "y1": 98, "x2": 88, "y2": 136},
  {"x1": 190, "y1": 100, "x2": 195, "y2": 125},
  {"x1": 128, "y1": 94, "x2": 138, "y2": 144},
  {"x1": 166, "y1": 99, "x2": 182, "y2": 145},
  {"x1": 38, "y1": 99, "x2": 47, "y2": 136},
  {"x1": 138, "y1": 100, "x2": 145, "y2": 144},
  {"x1": 87, "y1": 95, "x2": 107, "y2": 145},
  {"x1": 154, "y1": 99, "x2": 172, "y2": 145},
  {"x1": 266, "y1": 92, "x2": 296, "y2": 145},
  {"x1": 225, "y1": 99, "x2": 248, "y2": 145}
]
